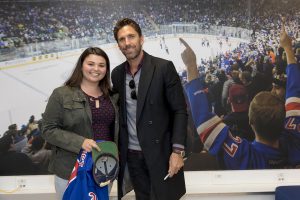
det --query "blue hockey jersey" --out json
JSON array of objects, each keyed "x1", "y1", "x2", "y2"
[
  {"x1": 184, "y1": 63, "x2": 300, "y2": 169},
  {"x1": 62, "y1": 149, "x2": 109, "y2": 200},
  {"x1": 281, "y1": 63, "x2": 300, "y2": 168}
]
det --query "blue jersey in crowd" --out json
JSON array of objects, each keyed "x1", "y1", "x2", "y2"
[{"x1": 280, "y1": 63, "x2": 300, "y2": 168}]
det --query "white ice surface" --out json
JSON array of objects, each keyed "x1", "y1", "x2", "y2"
[{"x1": 0, "y1": 34, "x2": 245, "y2": 135}]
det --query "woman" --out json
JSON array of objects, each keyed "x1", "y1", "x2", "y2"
[{"x1": 42, "y1": 47, "x2": 118, "y2": 199}]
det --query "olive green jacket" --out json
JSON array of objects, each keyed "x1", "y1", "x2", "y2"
[{"x1": 42, "y1": 86, "x2": 119, "y2": 179}]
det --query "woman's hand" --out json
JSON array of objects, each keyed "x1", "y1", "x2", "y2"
[{"x1": 82, "y1": 139, "x2": 100, "y2": 152}]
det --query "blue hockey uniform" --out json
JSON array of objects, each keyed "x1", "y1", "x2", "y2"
[
  {"x1": 281, "y1": 63, "x2": 300, "y2": 167},
  {"x1": 63, "y1": 149, "x2": 109, "y2": 200}
]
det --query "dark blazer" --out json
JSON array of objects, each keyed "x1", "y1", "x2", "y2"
[{"x1": 112, "y1": 51, "x2": 187, "y2": 200}]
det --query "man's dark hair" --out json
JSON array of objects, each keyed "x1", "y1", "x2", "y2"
[
  {"x1": 31, "y1": 136, "x2": 45, "y2": 152},
  {"x1": 113, "y1": 18, "x2": 142, "y2": 41},
  {"x1": 249, "y1": 91, "x2": 285, "y2": 142},
  {"x1": 0, "y1": 134, "x2": 13, "y2": 153},
  {"x1": 240, "y1": 71, "x2": 252, "y2": 83},
  {"x1": 8, "y1": 124, "x2": 17, "y2": 130}
]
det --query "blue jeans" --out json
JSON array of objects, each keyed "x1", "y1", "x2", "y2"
[{"x1": 54, "y1": 175, "x2": 68, "y2": 200}]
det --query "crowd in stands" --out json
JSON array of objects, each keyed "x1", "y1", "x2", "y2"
[
  {"x1": 0, "y1": 0, "x2": 154, "y2": 48},
  {"x1": 182, "y1": 9, "x2": 300, "y2": 168},
  {"x1": 182, "y1": 17, "x2": 300, "y2": 170},
  {"x1": 0, "y1": 0, "x2": 299, "y2": 48},
  {"x1": 0, "y1": 115, "x2": 51, "y2": 175},
  {"x1": 181, "y1": 32, "x2": 299, "y2": 155}
]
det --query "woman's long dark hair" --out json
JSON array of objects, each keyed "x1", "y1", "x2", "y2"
[{"x1": 65, "y1": 47, "x2": 111, "y2": 97}]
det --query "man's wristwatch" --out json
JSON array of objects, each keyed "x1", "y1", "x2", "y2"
[{"x1": 173, "y1": 149, "x2": 185, "y2": 158}]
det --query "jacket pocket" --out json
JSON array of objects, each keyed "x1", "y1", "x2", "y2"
[
  {"x1": 63, "y1": 102, "x2": 84, "y2": 109},
  {"x1": 63, "y1": 102, "x2": 86, "y2": 128},
  {"x1": 54, "y1": 148, "x2": 77, "y2": 178}
]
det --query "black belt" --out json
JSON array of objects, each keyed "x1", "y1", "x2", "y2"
[{"x1": 128, "y1": 149, "x2": 143, "y2": 154}]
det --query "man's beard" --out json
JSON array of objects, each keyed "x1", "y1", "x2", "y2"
[{"x1": 123, "y1": 45, "x2": 142, "y2": 60}]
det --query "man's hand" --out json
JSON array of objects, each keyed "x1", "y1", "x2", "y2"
[
  {"x1": 280, "y1": 17, "x2": 292, "y2": 50},
  {"x1": 280, "y1": 16, "x2": 296, "y2": 64},
  {"x1": 179, "y1": 38, "x2": 199, "y2": 82},
  {"x1": 168, "y1": 152, "x2": 184, "y2": 178}
]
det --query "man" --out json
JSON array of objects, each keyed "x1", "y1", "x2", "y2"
[
  {"x1": 0, "y1": 134, "x2": 34, "y2": 175},
  {"x1": 223, "y1": 84, "x2": 254, "y2": 141},
  {"x1": 111, "y1": 18, "x2": 187, "y2": 200},
  {"x1": 278, "y1": 18, "x2": 300, "y2": 167}
]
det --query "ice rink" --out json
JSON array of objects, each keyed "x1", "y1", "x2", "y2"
[{"x1": 0, "y1": 34, "x2": 247, "y2": 135}]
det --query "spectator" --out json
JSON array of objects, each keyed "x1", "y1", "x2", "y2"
[
  {"x1": 239, "y1": 70, "x2": 262, "y2": 102},
  {"x1": 3, "y1": 124, "x2": 28, "y2": 152},
  {"x1": 223, "y1": 84, "x2": 254, "y2": 141},
  {"x1": 295, "y1": 48, "x2": 300, "y2": 65},
  {"x1": 222, "y1": 69, "x2": 241, "y2": 113},
  {"x1": 271, "y1": 74, "x2": 287, "y2": 102},
  {"x1": 277, "y1": 19, "x2": 300, "y2": 168},
  {"x1": 27, "y1": 115, "x2": 38, "y2": 134},
  {"x1": 0, "y1": 134, "x2": 34, "y2": 175},
  {"x1": 26, "y1": 136, "x2": 51, "y2": 174}
]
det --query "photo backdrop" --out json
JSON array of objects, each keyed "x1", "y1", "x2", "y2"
[{"x1": 0, "y1": 0, "x2": 299, "y2": 175}]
